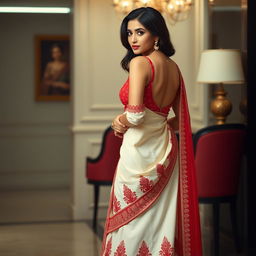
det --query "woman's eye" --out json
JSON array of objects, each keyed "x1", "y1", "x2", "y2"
[
  {"x1": 137, "y1": 31, "x2": 144, "y2": 36},
  {"x1": 127, "y1": 31, "x2": 132, "y2": 36}
]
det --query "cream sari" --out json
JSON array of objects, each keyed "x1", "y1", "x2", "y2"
[{"x1": 101, "y1": 71, "x2": 202, "y2": 256}]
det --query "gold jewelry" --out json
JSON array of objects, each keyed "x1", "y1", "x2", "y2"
[{"x1": 154, "y1": 40, "x2": 159, "y2": 51}]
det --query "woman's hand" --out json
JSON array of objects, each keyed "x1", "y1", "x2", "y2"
[{"x1": 111, "y1": 114, "x2": 128, "y2": 138}]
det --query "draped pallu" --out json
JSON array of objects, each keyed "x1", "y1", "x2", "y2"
[{"x1": 101, "y1": 64, "x2": 202, "y2": 256}]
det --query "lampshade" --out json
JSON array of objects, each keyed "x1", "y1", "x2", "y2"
[{"x1": 197, "y1": 49, "x2": 245, "y2": 84}]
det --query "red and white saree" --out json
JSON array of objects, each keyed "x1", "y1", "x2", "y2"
[{"x1": 101, "y1": 62, "x2": 202, "y2": 256}]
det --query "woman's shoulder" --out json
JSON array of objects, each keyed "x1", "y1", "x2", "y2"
[
  {"x1": 129, "y1": 56, "x2": 150, "y2": 73},
  {"x1": 129, "y1": 56, "x2": 151, "y2": 69},
  {"x1": 167, "y1": 57, "x2": 179, "y2": 67}
]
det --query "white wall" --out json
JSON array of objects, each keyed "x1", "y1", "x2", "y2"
[
  {"x1": 71, "y1": 0, "x2": 125, "y2": 220},
  {"x1": 71, "y1": 0, "x2": 209, "y2": 220},
  {"x1": 170, "y1": 0, "x2": 209, "y2": 130},
  {"x1": 211, "y1": 9, "x2": 245, "y2": 124},
  {"x1": 0, "y1": 13, "x2": 72, "y2": 189}
]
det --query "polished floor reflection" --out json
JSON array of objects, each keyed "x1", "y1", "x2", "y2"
[
  {"x1": 0, "y1": 221, "x2": 101, "y2": 256},
  {"x1": 0, "y1": 189, "x2": 71, "y2": 224},
  {"x1": 0, "y1": 189, "x2": 246, "y2": 256},
  {"x1": 0, "y1": 220, "x2": 246, "y2": 256}
]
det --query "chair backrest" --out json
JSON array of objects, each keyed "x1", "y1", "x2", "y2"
[
  {"x1": 193, "y1": 124, "x2": 246, "y2": 198},
  {"x1": 86, "y1": 126, "x2": 122, "y2": 182}
]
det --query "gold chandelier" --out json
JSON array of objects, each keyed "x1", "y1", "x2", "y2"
[{"x1": 113, "y1": 0, "x2": 193, "y2": 24}]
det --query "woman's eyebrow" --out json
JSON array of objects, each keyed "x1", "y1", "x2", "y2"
[{"x1": 127, "y1": 28, "x2": 146, "y2": 31}]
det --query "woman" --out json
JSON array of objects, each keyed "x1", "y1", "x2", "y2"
[
  {"x1": 102, "y1": 7, "x2": 202, "y2": 256},
  {"x1": 41, "y1": 44, "x2": 70, "y2": 95}
]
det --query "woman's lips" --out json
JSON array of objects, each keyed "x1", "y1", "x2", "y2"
[{"x1": 132, "y1": 45, "x2": 139, "y2": 50}]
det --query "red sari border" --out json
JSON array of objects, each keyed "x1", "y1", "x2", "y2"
[
  {"x1": 125, "y1": 104, "x2": 145, "y2": 113},
  {"x1": 176, "y1": 70, "x2": 202, "y2": 256}
]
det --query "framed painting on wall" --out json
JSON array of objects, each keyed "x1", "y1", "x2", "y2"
[{"x1": 35, "y1": 35, "x2": 70, "y2": 101}]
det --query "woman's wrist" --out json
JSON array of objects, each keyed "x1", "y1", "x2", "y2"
[
  {"x1": 111, "y1": 114, "x2": 128, "y2": 135},
  {"x1": 119, "y1": 113, "x2": 135, "y2": 127}
]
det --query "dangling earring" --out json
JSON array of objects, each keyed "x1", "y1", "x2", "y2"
[{"x1": 154, "y1": 40, "x2": 159, "y2": 51}]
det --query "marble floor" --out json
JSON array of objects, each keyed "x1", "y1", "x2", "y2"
[
  {"x1": 0, "y1": 189, "x2": 72, "y2": 224},
  {"x1": 0, "y1": 189, "x2": 246, "y2": 256},
  {"x1": 0, "y1": 221, "x2": 101, "y2": 256},
  {"x1": 0, "y1": 189, "x2": 102, "y2": 256}
]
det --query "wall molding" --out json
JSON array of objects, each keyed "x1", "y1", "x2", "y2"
[
  {"x1": 88, "y1": 138, "x2": 101, "y2": 145},
  {"x1": 89, "y1": 202, "x2": 108, "y2": 209},
  {"x1": 0, "y1": 168, "x2": 69, "y2": 175},
  {"x1": 87, "y1": 138, "x2": 102, "y2": 158},
  {"x1": 189, "y1": 0, "x2": 201, "y2": 115},
  {"x1": 0, "y1": 122, "x2": 71, "y2": 137},
  {"x1": 0, "y1": 132, "x2": 70, "y2": 137},
  {"x1": 190, "y1": 0, "x2": 209, "y2": 128},
  {"x1": 212, "y1": 6, "x2": 242, "y2": 12},
  {"x1": 71, "y1": 125, "x2": 108, "y2": 133},
  {"x1": 90, "y1": 104, "x2": 123, "y2": 111},
  {"x1": 0, "y1": 122, "x2": 70, "y2": 127},
  {"x1": 0, "y1": 168, "x2": 70, "y2": 190},
  {"x1": 80, "y1": 115, "x2": 114, "y2": 122}
]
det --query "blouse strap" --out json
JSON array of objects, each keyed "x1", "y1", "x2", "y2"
[{"x1": 144, "y1": 56, "x2": 155, "y2": 84}]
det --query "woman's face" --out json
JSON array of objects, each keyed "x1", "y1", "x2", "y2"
[
  {"x1": 51, "y1": 46, "x2": 62, "y2": 60},
  {"x1": 127, "y1": 19, "x2": 157, "y2": 56}
]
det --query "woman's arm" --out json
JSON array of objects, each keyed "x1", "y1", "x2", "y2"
[{"x1": 112, "y1": 56, "x2": 151, "y2": 135}]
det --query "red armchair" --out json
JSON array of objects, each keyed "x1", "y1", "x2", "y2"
[
  {"x1": 193, "y1": 123, "x2": 246, "y2": 256},
  {"x1": 86, "y1": 126, "x2": 122, "y2": 229}
]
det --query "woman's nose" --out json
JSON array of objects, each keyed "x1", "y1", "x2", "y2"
[{"x1": 132, "y1": 34, "x2": 137, "y2": 43}]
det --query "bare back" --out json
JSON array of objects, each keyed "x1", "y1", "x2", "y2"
[{"x1": 147, "y1": 51, "x2": 180, "y2": 109}]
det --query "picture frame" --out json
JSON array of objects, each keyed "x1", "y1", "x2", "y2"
[{"x1": 35, "y1": 35, "x2": 70, "y2": 101}]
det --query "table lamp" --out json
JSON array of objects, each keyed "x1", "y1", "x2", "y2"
[{"x1": 197, "y1": 49, "x2": 245, "y2": 125}]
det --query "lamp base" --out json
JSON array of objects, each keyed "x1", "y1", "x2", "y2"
[{"x1": 210, "y1": 84, "x2": 232, "y2": 125}]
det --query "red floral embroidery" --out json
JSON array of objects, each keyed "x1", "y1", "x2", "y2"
[
  {"x1": 123, "y1": 184, "x2": 137, "y2": 204},
  {"x1": 157, "y1": 164, "x2": 165, "y2": 178},
  {"x1": 104, "y1": 237, "x2": 112, "y2": 256},
  {"x1": 139, "y1": 176, "x2": 154, "y2": 193},
  {"x1": 114, "y1": 240, "x2": 127, "y2": 256},
  {"x1": 113, "y1": 195, "x2": 121, "y2": 213},
  {"x1": 137, "y1": 241, "x2": 152, "y2": 256},
  {"x1": 159, "y1": 237, "x2": 175, "y2": 256},
  {"x1": 126, "y1": 104, "x2": 145, "y2": 113},
  {"x1": 107, "y1": 129, "x2": 178, "y2": 233}
]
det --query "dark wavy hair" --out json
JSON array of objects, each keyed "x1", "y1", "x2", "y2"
[{"x1": 120, "y1": 7, "x2": 175, "y2": 71}]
